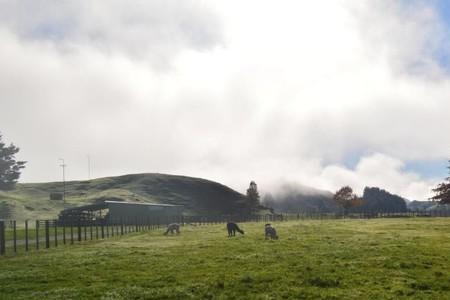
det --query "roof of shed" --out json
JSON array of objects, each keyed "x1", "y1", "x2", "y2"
[{"x1": 105, "y1": 201, "x2": 182, "y2": 207}]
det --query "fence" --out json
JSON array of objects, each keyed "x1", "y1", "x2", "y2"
[
  {"x1": 0, "y1": 211, "x2": 449, "y2": 256},
  {"x1": 0, "y1": 214, "x2": 286, "y2": 256},
  {"x1": 289, "y1": 210, "x2": 450, "y2": 220}
]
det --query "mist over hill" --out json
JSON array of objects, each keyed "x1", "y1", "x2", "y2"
[
  {"x1": 262, "y1": 184, "x2": 336, "y2": 213},
  {"x1": 262, "y1": 184, "x2": 410, "y2": 214},
  {"x1": 0, "y1": 173, "x2": 261, "y2": 221}
]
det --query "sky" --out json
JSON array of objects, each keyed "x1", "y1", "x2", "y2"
[{"x1": 1, "y1": 0, "x2": 450, "y2": 200}]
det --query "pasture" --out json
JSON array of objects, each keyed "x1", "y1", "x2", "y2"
[{"x1": 0, "y1": 218, "x2": 449, "y2": 299}]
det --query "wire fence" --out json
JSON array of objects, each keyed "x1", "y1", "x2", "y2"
[
  {"x1": 0, "y1": 211, "x2": 449, "y2": 256},
  {"x1": 0, "y1": 214, "x2": 286, "y2": 256}
]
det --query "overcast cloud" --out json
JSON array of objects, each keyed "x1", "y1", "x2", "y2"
[{"x1": 1, "y1": 1, "x2": 450, "y2": 200}]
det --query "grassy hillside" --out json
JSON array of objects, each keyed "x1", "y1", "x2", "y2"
[
  {"x1": 0, "y1": 173, "x2": 253, "y2": 221},
  {"x1": 0, "y1": 218, "x2": 449, "y2": 299}
]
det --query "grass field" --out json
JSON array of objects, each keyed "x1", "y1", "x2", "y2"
[{"x1": 1, "y1": 218, "x2": 450, "y2": 300}]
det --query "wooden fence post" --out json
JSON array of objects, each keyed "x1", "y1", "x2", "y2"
[
  {"x1": 62, "y1": 222, "x2": 66, "y2": 245},
  {"x1": 13, "y1": 220, "x2": 17, "y2": 253},
  {"x1": 25, "y1": 220, "x2": 29, "y2": 252},
  {"x1": 77, "y1": 222, "x2": 82, "y2": 242},
  {"x1": 70, "y1": 223, "x2": 74, "y2": 244},
  {"x1": 0, "y1": 220, "x2": 5, "y2": 255},
  {"x1": 54, "y1": 221, "x2": 58, "y2": 247},
  {"x1": 45, "y1": 220, "x2": 50, "y2": 249},
  {"x1": 101, "y1": 223, "x2": 104, "y2": 239},
  {"x1": 36, "y1": 220, "x2": 40, "y2": 250}
]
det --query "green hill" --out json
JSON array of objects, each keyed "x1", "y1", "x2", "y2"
[{"x1": 0, "y1": 173, "x2": 257, "y2": 221}]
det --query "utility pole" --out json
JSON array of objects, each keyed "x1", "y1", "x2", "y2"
[
  {"x1": 87, "y1": 155, "x2": 91, "y2": 180},
  {"x1": 58, "y1": 158, "x2": 66, "y2": 204}
]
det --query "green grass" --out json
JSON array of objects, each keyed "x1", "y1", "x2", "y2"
[{"x1": 1, "y1": 218, "x2": 450, "y2": 299}]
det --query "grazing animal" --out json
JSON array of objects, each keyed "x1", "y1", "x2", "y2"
[
  {"x1": 164, "y1": 223, "x2": 180, "y2": 235},
  {"x1": 227, "y1": 222, "x2": 244, "y2": 237},
  {"x1": 265, "y1": 223, "x2": 278, "y2": 240}
]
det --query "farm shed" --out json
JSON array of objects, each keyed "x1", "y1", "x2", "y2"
[{"x1": 58, "y1": 201, "x2": 183, "y2": 224}]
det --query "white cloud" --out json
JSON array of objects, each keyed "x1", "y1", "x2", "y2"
[
  {"x1": 314, "y1": 153, "x2": 437, "y2": 200},
  {"x1": 0, "y1": 1, "x2": 224, "y2": 69},
  {"x1": 0, "y1": 1, "x2": 449, "y2": 199}
]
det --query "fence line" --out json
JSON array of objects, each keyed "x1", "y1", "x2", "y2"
[{"x1": 0, "y1": 211, "x2": 449, "y2": 256}]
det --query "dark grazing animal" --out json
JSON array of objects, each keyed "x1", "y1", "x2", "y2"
[
  {"x1": 265, "y1": 223, "x2": 278, "y2": 240},
  {"x1": 227, "y1": 222, "x2": 244, "y2": 237},
  {"x1": 164, "y1": 223, "x2": 180, "y2": 235}
]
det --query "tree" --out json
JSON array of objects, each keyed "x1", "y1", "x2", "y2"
[
  {"x1": 431, "y1": 160, "x2": 450, "y2": 204},
  {"x1": 353, "y1": 187, "x2": 407, "y2": 213},
  {"x1": 246, "y1": 181, "x2": 260, "y2": 209},
  {"x1": 333, "y1": 186, "x2": 363, "y2": 214},
  {"x1": 0, "y1": 134, "x2": 26, "y2": 190}
]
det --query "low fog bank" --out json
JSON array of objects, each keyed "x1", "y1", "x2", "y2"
[
  {"x1": 261, "y1": 183, "x2": 336, "y2": 213},
  {"x1": 260, "y1": 182, "x2": 446, "y2": 214}
]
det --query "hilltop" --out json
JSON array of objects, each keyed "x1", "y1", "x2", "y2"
[{"x1": 0, "y1": 173, "x2": 259, "y2": 221}]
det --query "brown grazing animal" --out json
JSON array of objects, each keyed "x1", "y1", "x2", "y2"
[{"x1": 227, "y1": 222, "x2": 244, "y2": 237}]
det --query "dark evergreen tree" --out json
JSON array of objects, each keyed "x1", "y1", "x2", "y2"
[
  {"x1": 246, "y1": 181, "x2": 260, "y2": 209},
  {"x1": 431, "y1": 160, "x2": 450, "y2": 204},
  {"x1": 351, "y1": 187, "x2": 407, "y2": 213},
  {"x1": 0, "y1": 134, "x2": 26, "y2": 190}
]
